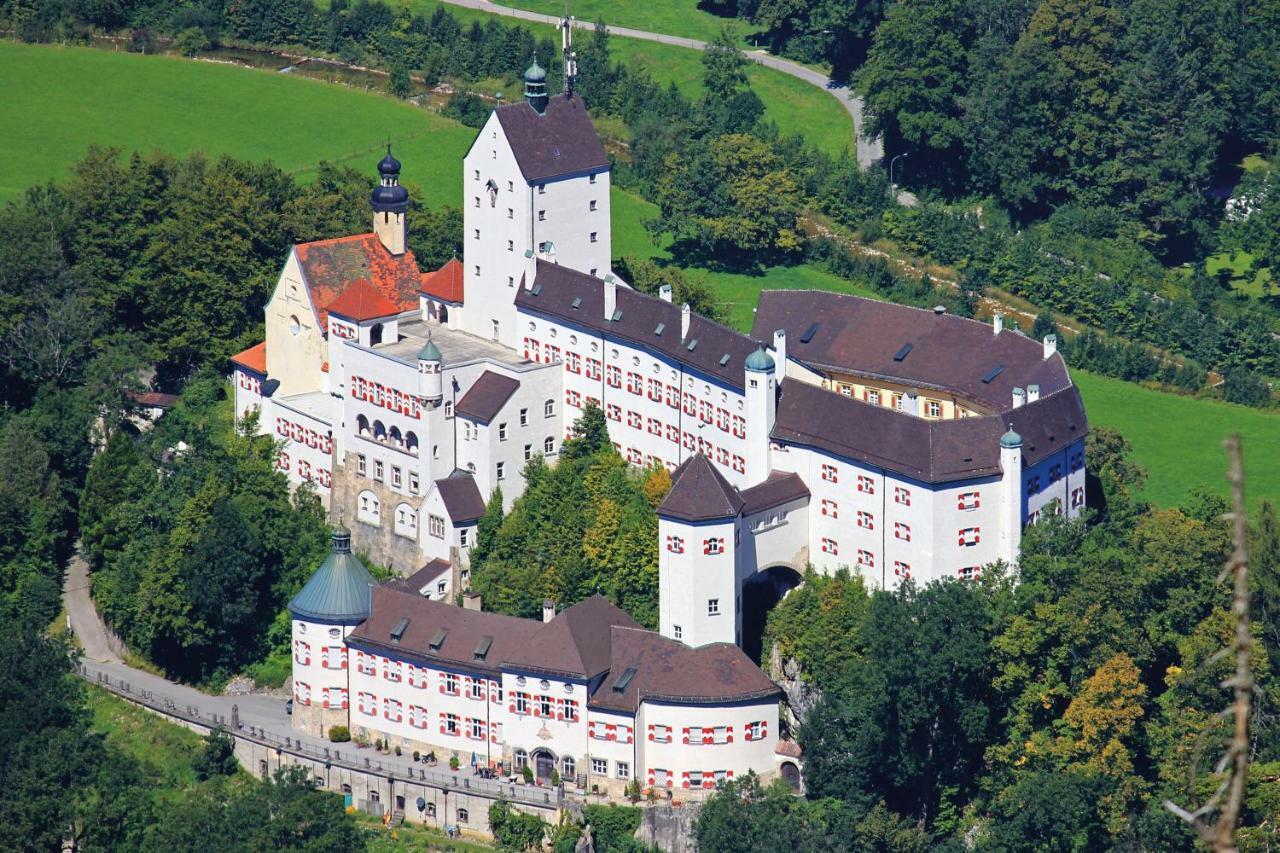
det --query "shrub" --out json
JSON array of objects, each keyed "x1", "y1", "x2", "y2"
[
  {"x1": 551, "y1": 769, "x2": 561, "y2": 786},
  {"x1": 328, "y1": 726, "x2": 350, "y2": 743},
  {"x1": 523, "y1": 765, "x2": 535, "y2": 784},
  {"x1": 450, "y1": 754, "x2": 461, "y2": 771},
  {"x1": 394, "y1": 744, "x2": 402, "y2": 756},
  {"x1": 413, "y1": 750, "x2": 420, "y2": 762}
]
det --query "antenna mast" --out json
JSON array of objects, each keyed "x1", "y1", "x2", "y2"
[{"x1": 560, "y1": 3, "x2": 577, "y2": 96}]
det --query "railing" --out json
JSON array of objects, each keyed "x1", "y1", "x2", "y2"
[{"x1": 77, "y1": 663, "x2": 564, "y2": 810}]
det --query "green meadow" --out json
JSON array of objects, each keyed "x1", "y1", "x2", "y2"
[
  {"x1": 1073, "y1": 371, "x2": 1280, "y2": 510},
  {"x1": 493, "y1": 0, "x2": 734, "y2": 44}
]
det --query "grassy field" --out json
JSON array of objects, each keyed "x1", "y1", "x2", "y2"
[
  {"x1": 402, "y1": 1, "x2": 852, "y2": 155},
  {"x1": 493, "y1": 0, "x2": 736, "y2": 44},
  {"x1": 1073, "y1": 370, "x2": 1280, "y2": 510},
  {"x1": 87, "y1": 685, "x2": 212, "y2": 788},
  {"x1": 1206, "y1": 249, "x2": 1273, "y2": 299}
]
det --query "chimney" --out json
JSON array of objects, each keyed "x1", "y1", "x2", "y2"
[
  {"x1": 902, "y1": 388, "x2": 920, "y2": 417},
  {"x1": 1043, "y1": 334, "x2": 1058, "y2": 360},
  {"x1": 1012, "y1": 387, "x2": 1026, "y2": 409},
  {"x1": 658, "y1": 284, "x2": 673, "y2": 303},
  {"x1": 772, "y1": 329, "x2": 787, "y2": 378},
  {"x1": 604, "y1": 276, "x2": 617, "y2": 322},
  {"x1": 680, "y1": 303, "x2": 691, "y2": 340},
  {"x1": 933, "y1": 305, "x2": 946, "y2": 316},
  {"x1": 1027, "y1": 384, "x2": 1040, "y2": 403},
  {"x1": 542, "y1": 599, "x2": 556, "y2": 623},
  {"x1": 463, "y1": 591, "x2": 483, "y2": 611},
  {"x1": 993, "y1": 313, "x2": 1004, "y2": 335}
]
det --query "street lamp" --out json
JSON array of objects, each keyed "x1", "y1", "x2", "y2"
[{"x1": 890, "y1": 152, "x2": 908, "y2": 187}]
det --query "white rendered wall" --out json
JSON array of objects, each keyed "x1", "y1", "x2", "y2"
[
  {"x1": 499, "y1": 671, "x2": 591, "y2": 772},
  {"x1": 291, "y1": 618, "x2": 355, "y2": 718},
  {"x1": 637, "y1": 699, "x2": 779, "y2": 793},
  {"x1": 272, "y1": 398, "x2": 335, "y2": 498},
  {"x1": 658, "y1": 516, "x2": 738, "y2": 647}
]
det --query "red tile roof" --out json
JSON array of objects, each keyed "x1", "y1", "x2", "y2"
[
  {"x1": 128, "y1": 391, "x2": 179, "y2": 408},
  {"x1": 230, "y1": 341, "x2": 267, "y2": 374},
  {"x1": 420, "y1": 257, "x2": 464, "y2": 304},
  {"x1": 324, "y1": 279, "x2": 400, "y2": 322},
  {"x1": 293, "y1": 234, "x2": 422, "y2": 326}
]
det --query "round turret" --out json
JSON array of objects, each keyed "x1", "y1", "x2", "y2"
[
  {"x1": 288, "y1": 526, "x2": 375, "y2": 624},
  {"x1": 745, "y1": 346, "x2": 775, "y2": 373},
  {"x1": 524, "y1": 56, "x2": 549, "y2": 114},
  {"x1": 417, "y1": 332, "x2": 444, "y2": 402},
  {"x1": 1000, "y1": 426, "x2": 1023, "y2": 449}
]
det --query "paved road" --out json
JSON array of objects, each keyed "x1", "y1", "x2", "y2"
[
  {"x1": 64, "y1": 552, "x2": 123, "y2": 665},
  {"x1": 438, "y1": 0, "x2": 884, "y2": 169}
]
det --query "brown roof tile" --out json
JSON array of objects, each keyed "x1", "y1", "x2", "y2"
[
  {"x1": 503, "y1": 595, "x2": 642, "y2": 679},
  {"x1": 658, "y1": 453, "x2": 744, "y2": 522},
  {"x1": 347, "y1": 586, "x2": 538, "y2": 675},
  {"x1": 421, "y1": 257, "x2": 464, "y2": 303},
  {"x1": 753, "y1": 291, "x2": 1071, "y2": 412},
  {"x1": 433, "y1": 471, "x2": 487, "y2": 523},
  {"x1": 294, "y1": 234, "x2": 422, "y2": 326},
  {"x1": 589, "y1": 627, "x2": 781, "y2": 713},
  {"x1": 772, "y1": 379, "x2": 1087, "y2": 483},
  {"x1": 516, "y1": 261, "x2": 764, "y2": 391},
  {"x1": 455, "y1": 371, "x2": 520, "y2": 424},
  {"x1": 739, "y1": 472, "x2": 809, "y2": 516},
  {"x1": 493, "y1": 95, "x2": 610, "y2": 183}
]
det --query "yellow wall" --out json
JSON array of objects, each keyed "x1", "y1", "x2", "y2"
[
  {"x1": 265, "y1": 252, "x2": 328, "y2": 397},
  {"x1": 819, "y1": 372, "x2": 985, "y2": 420}
]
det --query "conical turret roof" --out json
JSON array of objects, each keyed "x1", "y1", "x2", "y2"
[{"x1": 288, "y1": 526, "x2": 376, "y2": 623}]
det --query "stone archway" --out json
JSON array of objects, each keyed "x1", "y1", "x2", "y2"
[
  {"x1": 531, "y1": 748, "x2": 556, "y2": 784},
  {"x1": 780, "y1": 761, "x2": 801, "y2": 791},
  {"x1": 741, "y1": 565, "x2": 803, "y2": 664}
]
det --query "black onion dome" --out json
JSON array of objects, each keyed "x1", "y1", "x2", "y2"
[
  {"x1": 371, "y1": 182, "x2": 409, "y2": 212},
  {"x1": 378, "y1": 150, "x2": 401, "y2": 176}
]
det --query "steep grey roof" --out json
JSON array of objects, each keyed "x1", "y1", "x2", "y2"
[
  {"x1": 502, "y1": 595, "x2": 643, "y2": 679},
  {"x1": 434, "y1": 471, "x2": 486, "y2": 524},
  {"x1": 772, "y1": 379, "x2": 1087, "y2": 484},
  {"x1": 740, "y1": 472, "x2": 809, "y2": 516},
  {"x1": 658, "y1": 453, "x2": 745, "y2": 522},
  {"x1": 589, "y1": 626, "x2": 781, "y2": 713},
  {"x1": 516, "y1": 261, "x2": 763, "y2": 391},
  {"x1": 493, "y1": 94, "x2": 610, "y2": 183},
  {"x1": 288, "y1": 529, "x2": 376, "y2": 623},
  {"x1": 384, "y1": 559, "x2": 453, "y2": 596},
  {"x1": 455, "y1": 371, "x2": 520, "y2": 424},
  {"x1": 753, "y1": 290, "x2": 1071, "y2": 412}
]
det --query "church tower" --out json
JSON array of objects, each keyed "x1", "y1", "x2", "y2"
[{"x1": 371, "y1": 147, "x2": 408, "y2": 255}]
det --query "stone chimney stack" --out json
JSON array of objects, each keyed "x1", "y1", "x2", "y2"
[
  {"x1": 680, "y1": 303, "x2": 691, "y2": 339},
  {"x1": 1043, "y1": 334, "x2": 1058, "y2": 360},
  {"x1": 542, "y1": 599, "x2": 556, "y2": 623},
  {"x1": 1012, "y1": 387, "x2": 1026, "y2": 409},
  {"x1": 463, "y1": 591, "x2": 483, "y2": 611}
]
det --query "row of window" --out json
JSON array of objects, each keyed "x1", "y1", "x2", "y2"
[
  {"x1": 647, "y1": 769, "x2": 734, "y2": 789},
  {"x1": 275, "y1": 416, "x2": 333, "y2": 454},
  {"x1": 665, "y1": 535, "x2": 729, "y2": 556},
  {"x1": 354, "y1": 653, "x2": 493, "y2": 697},
  {"x1": 509, "y1": 692, "x2": 581, "y2": 722},
  {"x1": 587, "y1": 720, "x2": 634, "y2": 743},
  {"x1": 236, "y1": 370, "x2": 262, "y2": 395},
  {"x1": 355, "y1": 454, "x2": 424, "y2": 496},
  {"x1": 356, "y1": 694, "x2": 500, "y2": 741},
  {"x1": 276, "y1": 452, "x2": 333, "y2": 488},
  {"x1": 350, "y1": 375, "x2": 421, "y2": 419}
]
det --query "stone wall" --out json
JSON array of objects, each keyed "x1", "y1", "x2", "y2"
[{"x1": 330, "y1": 450, "x2": 423, "y2": 573}]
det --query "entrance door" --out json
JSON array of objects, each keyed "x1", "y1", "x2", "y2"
[
  {"x1": 396, "y1": 795, "x2": 406, "y2": 812},
  {"x1": 535, "y1": 751, "x2": 554, "y2": 783}
]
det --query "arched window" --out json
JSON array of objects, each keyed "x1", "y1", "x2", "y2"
[
  {"x1": 466, "y1": 462, "x2": 476, "y2": 474},
  {"x1": 357, "y1": 415, "x2": 370, "y2": 436},
  {"x1": 373, "y1": 421, "x2": 387, "y2": 441},
  {"x1": 358, "y1": 490, "x2": 380, "y2": 525},
  {"x1": 426, "y1": 802, "x2": 437, "y2": 817},
  {"x1": 544, "y1": 399, "x2": 555, "y2": 417},
  {"x1": 405, "y1": 432, "x2": 419, "y2": 455},
  {"x1": 370, "y1": 323, "x2": 384, "y2": 346},
  {"x1": 544, "y1": 437, "x2": 555, "y2": 455},
  {"x1": 389, "y1": 426, "x2": 402, "y2": 447},
  {"x1": 394, "y1": 503, "x2": 416, "y2": 539}
]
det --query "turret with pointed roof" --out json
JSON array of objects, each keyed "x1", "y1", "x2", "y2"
[{"x1": 289, "y1": 525, "x2": 376, "y2": 624}]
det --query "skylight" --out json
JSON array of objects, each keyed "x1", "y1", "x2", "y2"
[
  {"x1": 429, "y1": 629, "x2": 447, "y2": 651},
  {"x1": 613, "y1": 666, "x2": 638, "y2": 693},
  {"x1": 474, "y1": 636, "x2": 494, "y2": 661},
  {"x1": 654, "y1": 322, "x2": 665, "y2": 336},
  {"x1": 390, "y1": 617, "x2": 409, "y2": 642},
  {"x1": 686, "y1": 339, "x2": 698, "y2": 351},
  {"x1": 571, "y1": 297, "x2": 582, "y2": 310},
  {"x1": 980, "y1": 364, "x2": 1007, "y2": 383},
  {"x1": 800, "y1": 323, "x2": 819, "y2": 344},
  {"x1": 719, "y1": 353, "x2": 731, "y2": 366},
  {"x1": 893, "y1": 343, "x2": 913, "y2": 362}
]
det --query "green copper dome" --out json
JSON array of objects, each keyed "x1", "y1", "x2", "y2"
[
  {"x1": 745, "y1": 346, "x2": 775, "y2": 372},
  {"x1": 1000, "y1": 427, "x2": 1023, "y2": 449},
  {"x1": 288, "y1": 526, "x2": 375, "y2": 623},
  {"x1": 418, "y1": 332, "x2": 442, "y2": 362},
  {"x1": 524, "y1": 57, "x2": 547, "y2": 83}
]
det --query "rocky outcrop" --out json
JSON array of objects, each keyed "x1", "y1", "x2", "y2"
[
  {"x1": 636, "y1": 803, "x2": 701, "y2": 853},
  {"x1": 767, "y1": 644, "x2": 823, "y2": 733}
]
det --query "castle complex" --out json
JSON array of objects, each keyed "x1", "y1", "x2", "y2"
[{"x1": 232, "y1": 53, "x2": 1088, "y2": 794}]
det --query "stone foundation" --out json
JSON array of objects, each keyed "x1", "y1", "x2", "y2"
[{"x1": 329, "y1": 451, "x2": 425, "y2": 574}]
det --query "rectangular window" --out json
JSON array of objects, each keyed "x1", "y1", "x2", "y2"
[
  {"x1": 409, "y1": 472, "x2": 419, "y2": 494},
  {"x1": 524, "y1": 444, "x2": 532, "y2": 460},
  {"x1": 894, "y1": 560, "x2": 912, "y2": 579},
  {"x1": 506, "y1": 239, "x2": 513, "y2": 252},
  {"x1": 958, "y1": 491, "x2": 981, "y2": 510},
  {"x1": 673, "y1": 625, "x2": 682, "y2": 640},
  {"x1": 703, "y1": 537, "x2": 724, "y2": 556},
  {"x1": 857, "y1": 475, "x2": 875, "y2": 494},
  {"x1": 592, "y1": 758, "x2": 608, "y2": 776},
  {"x1": 821, "y1": 537, "x2": 838, "y2": 555},
  {"x1": 538, "y1": 210, "x2": 546, "y2": 221},
  {"x1": 443, "y1": 673, "x2": 459, "y2": 695},
  {"x1": 708, "y1": 598, "x2": 720, "y2": 616},
  {"x1": 537, "y1": 184, "x2": 545, "y2": 194},
  {"x1": 589, "y1": 199, "x2": 598, "y2": 211},
  {"x1": 865, "y1": 389, "x2": 881, "y2": 406},
  {"x1": 374, "y1": 460, "x2": 384, "y2": 481},
  {"x1": 520, "y1": 408, "x2": 529, "y2": 426},
  {"x1": 606, "y1": 365, "x2": 622, "y2": 388},
  {"x1": 1050, "y1": 463, "x2": 1063, "y2": 482},
  {"x1": 357, "y1": 454, "x2": 366, "y2": 476},
  {"x1": 857, "y1": 549, "x2": 874, "y2": 568},
  {"x1": 507, "y1": 207, "x2": 513, "y2": 219},
  {"x1": 590, "y1": 231, "x2": 598, "y2": 243},
  {"x1": 894, "y1": 486, "x2": 911, "y2": 506},
  {"x1": 616, "y1": 761, "x2": 630, "y2": 780},
  {"x1": 589, "y1": 173, "x2": 597, "y2": 184},
  {"x1": 498, "y1": 423, "x2": 508, "y2": 440},
  {"x1": 959, "y1": 527, "x2": 981, "y2": 547},
  {"x1": 856, "y1": 511, "x2": 874, "y2": 530},
  {"x1": 1027, "y1": 475, "x2": 1041, "y2": 493},
  {"x1": 496, "y1": 462, "x2": 505, "y2": 480},
  {"x1": 958, "y1": 566, "x2": 982, "y2": 581},
  {"x1": 1071, "y1": 486, "x2": 1085, "y2": 508},
  {"x1": 666, "y1": 535, "x2": 684, "y2": 554},
  {"x1": 821, "y1": 498, "x2": 838, "y2": 518},
  {"x1": 821, "y1": 464, "x2": 837, "y2": 483},
  {"x1": 444, "y1": 713, "x2": 459, "y2": 735},
  {"x1": 926, "y1": 401, "x2": 941, "y2": 417},
  {"x1": 391, "y1": 466, "x2": 402, "y2": 488},
  {"x1": 894, "y1": 522, "x2": 911, "y2": 542},
  {"x1": 429, "y1": 515, "x2": 445, "y2": 539},
  {"x1": 586, "y1": 358, "x2": 602, "y2": 380},
  {"x1": 514, "y1": 692, "x2": 529, "y2": 715},
  {"x1": 564, "y1": 700, "x2": 579, "y2": 722},
  {"x1": 650, "y1": 724, "x2": 672, "y2": 743},
  {"x1": 606, "y1": 404, "x2": 621, "y2": 422}
]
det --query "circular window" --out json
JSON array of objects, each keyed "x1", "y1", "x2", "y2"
[
  {"x1": 570, "y1": 335, "x2": 578, "y2": 346},
  {"x1": 611, "y1": 349, "x2": 619, "y2": 360},
  {"x1": 652, "y1": 363, "x2": 660, "y2": 374},
  {"x1": 540, "y1": 679, "x2": 550, "y2": 690},
  {"x1": 528, "y1": 321, "x2": 536, "y2": 332},
  {"x1": 721, "y1": 392, "x2": 728, "y2": 403},
  {"x1": 289, "y1": 316, "x2": 301, "y2": 336},
  {"x1": 564, "y1": 683, "x2": 573, "y2": 694},
  {"x1": 328, "y1": 628, "x2": 340, "y2": 639},
  {"x1": 632, "y1": 356, "x2": 640, "y2": 367},
  {"x1": 591, "y1": 342, "x2": 598, "y2": 353},
  {"x1": 549, "y1": 328, "x2": 557, "y2": 339},
  {"x1": 297, "y1": 623, "x2": 307, "y2": 634},
  {"x1": 516, "y1": 675, "x2": 526, "y2": 686}
]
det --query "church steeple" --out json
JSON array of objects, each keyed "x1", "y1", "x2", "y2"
[
  {"x1": 524, "y1": 56, "x2": 548, "y2": 114},
  {"x1": 371, "y1": 145, "x2": 409, "y2": 255}
]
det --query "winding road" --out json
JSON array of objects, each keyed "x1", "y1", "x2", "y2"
[{"x1": 437, "y1": 0, "x2": 884, "y2": 169}]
